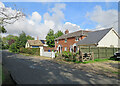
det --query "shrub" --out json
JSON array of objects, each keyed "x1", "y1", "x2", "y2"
[
  {"x1": 20, "y1": 48, "x2": 40, "y2": 55},
  {"x1": 9, "y1": 43, "x2": 18, "y2": 53},
  {"x1": 62, "y1": 51, "x2": 73, "y2": 61}
]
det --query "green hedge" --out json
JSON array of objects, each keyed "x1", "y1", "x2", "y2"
[{"x1": 20, "y1": 48, "x2": 40, "y2": 55}]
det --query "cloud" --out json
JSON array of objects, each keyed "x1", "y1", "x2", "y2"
[
  {"x1": 86, "y1": 5, "x2": 118, "y2": 31},
  {"x1": 30, "y1": 12, "x2": 42, "y2": 23},
  {"x1": 1, "y1": 2, "x2": 80, "y2": 39},
  {"x1": 63, "y1": 22, "x2": 81, "y2": 33},
  {"x1": 1, "y1": 2, "x2": 82, "y2": 39}
]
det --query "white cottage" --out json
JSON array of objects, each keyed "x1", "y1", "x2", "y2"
[
  {"x1": 25, "y1": 40, "x2": 44, "y2": 48},
  {"x1": 77, "y1": 28, "x2": 120, "y2": 48}
]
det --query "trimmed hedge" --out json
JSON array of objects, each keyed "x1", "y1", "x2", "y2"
[{"x1": 20, "y1": 48, "x2": 40, "y2": 55}]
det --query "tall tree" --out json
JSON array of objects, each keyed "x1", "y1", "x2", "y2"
[
  {"x1": 55, "y1": 30, "x2": 63, "y2": 38},
  {"x1": 16, "y1": 31, "x2": 27, "y2": 48},
  {"x1": 26, "y1": 35, "x2": 34, "y2": 40},
  {"x1": 46, "y1": 29, "x2": 55, "y2": 47}
]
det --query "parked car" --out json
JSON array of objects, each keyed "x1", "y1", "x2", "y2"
[{"x1": 114, "y1": 50, "x2": 120, "y2": 60}]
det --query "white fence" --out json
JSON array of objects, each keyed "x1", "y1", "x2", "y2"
[
  {"x1": 42, "y1": 51, "x2": 55, "y2": 58},
  {"x1": 40, "y1": 47, "x2": 55, "y2": 59}
]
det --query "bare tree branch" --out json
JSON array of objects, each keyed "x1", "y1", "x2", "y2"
[{"x1": 0, "y1": 6, "x2": 25, "y2": 26}]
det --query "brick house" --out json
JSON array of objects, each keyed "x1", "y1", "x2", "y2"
[{"x1": 55, "y1": 29, "x2": 90, "y2": 53}]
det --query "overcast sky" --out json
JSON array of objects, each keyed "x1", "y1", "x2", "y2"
[{"x1": 0, "y1": 1, "x2": 118, "y2": 39}]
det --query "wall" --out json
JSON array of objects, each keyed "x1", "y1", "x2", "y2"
[
  {"x1": 98, "y1": 29, "x2": 120, "y2": 48},
  {"x1": 25, "y1": 42, "x2": 30, "y2": 48},
  {"x1": 42, "y1": 51, "x2": 55, "y2": 58},
  {"x1": 80, "y1": 46, "x2": 120, "y2": 59},
  {"x1": 55, "y1": 36, "x2": 86, "y2": 52}
]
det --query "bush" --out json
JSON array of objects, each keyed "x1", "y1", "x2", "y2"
[
  {"x1": 9, "y1": 43, "x2": 18, "y2": 53},
  {"x1": 20, "y1": 48, "x2": 40, "y2": 55},
  {"x1": 62, "y1": 51, "x2": 73, "y2": 61}
]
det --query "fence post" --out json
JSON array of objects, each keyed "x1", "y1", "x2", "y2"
[
  {"x1": 98, "y1": 47, "x2": 100, "y2": 59},
  {"x1": 105, "y1": 47, "x2": 107, "y2": 57},
  {"x1": 113, "y1": 47, "x2": 114, "y2": 55},
  {"x1": 89, "y1": 46, "x2": 91, "y2": 53}
]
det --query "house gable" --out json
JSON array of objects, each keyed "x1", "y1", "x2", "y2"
[
  {"x1": 98, "y1": 29, "x2": 120, "y2": 48},
  {"x1": 25, "y1": 42, "x2": 30, "y2": 48}
]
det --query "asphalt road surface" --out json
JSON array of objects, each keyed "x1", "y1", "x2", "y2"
[{"x1": 2, "y1": 50, "x2": 119, "y2": 84}]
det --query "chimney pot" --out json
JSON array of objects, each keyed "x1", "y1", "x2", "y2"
[
  {"x1": 65, "y1": 29, "x2": 69, "y2": 34},
  {"x1": 37, "y1": 36, "x2": 39, "y2": 40}
]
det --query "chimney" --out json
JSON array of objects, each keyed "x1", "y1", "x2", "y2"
[
  {"x1": 65, "y1": 29, "x2": 69, "y2": 34},
  {"x1": 37, "y1": 36, "x2": 39, "y2": 40}
]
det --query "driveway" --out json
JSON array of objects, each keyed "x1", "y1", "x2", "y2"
[{"x1": 2, "y1": 50, "x2": 119, "y2": 84}]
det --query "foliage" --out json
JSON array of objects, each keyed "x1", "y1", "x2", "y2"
[
  {"x1": 46, "y1": 29, "x2": 64, "y2": 48},
  {"x1": 62, "y1": 51, "x2": 72, "y2": 58},
  {"x1": 20, "y1": 48, "x2": 40, "y2": 55},
  {"x1": 16, "y1": 31, "x2": 27, "y2": 49},
  {"x1": 0, "y1": 26, "x2": 7, "y2": 33},
  {"x1": 9, "y1": 43, "x2": 18, "y2": 53},
  {"x1": 26, "y1": 35, "x2": 34, "y2": 40},
  {"x1": 54, "y1": 30, "x2": 63, "y2": 38},
  {"x1": 2, "y1": 35, "x2": 18, "y2": 49},
  {"x1": 46, "y1": 29, "x2": 55, "y2": 47}
]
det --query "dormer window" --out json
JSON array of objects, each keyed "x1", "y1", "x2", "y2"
[
  {"x1": 75, "y1": 37, "x2": 79, "y2": 41},
  {"x1": 65, "y1": 39, "x2": 67, "y2": 43}
]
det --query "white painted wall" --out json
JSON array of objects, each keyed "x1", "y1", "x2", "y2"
[
  {"x1": 97, "y1": 29, "x2": 120, "y2": 48},
  {"x1": 25, "y1": 42, "x2": 30, "y2": 48}
]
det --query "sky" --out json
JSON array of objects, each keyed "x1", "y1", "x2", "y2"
[{"x1": 0, "y1": 1, "x2": 118, "y2": 39}]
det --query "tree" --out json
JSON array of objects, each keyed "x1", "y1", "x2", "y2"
[
  {"x1": 16, "y1": 31, "x2": 27, "y2": 49},
  {"x1": 2, "y1": 35, "x2": 18, "y2": 49},
  {"x1": 0, "y1": 3, "x2": 25, "y2": 33},
  {"x1": 0, "y1": 26, "x2": 7, "y2": 33},
  {"x1": 46, "y1": 29, "x2": 55, "y2": 47},
  {"x1": 9, "y1": 43, "x2": 18, "y2": 53},
  {"x1": 55, "y1": 30, "x2": 63, "y2": 38},
  {"x1": 26, "y1": 35, "x2": 34, "y2": 40}
]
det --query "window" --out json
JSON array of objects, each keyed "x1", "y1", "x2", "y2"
[
  {"x1": 64, "y1": 47, "x2": 67, "y2": 51},
  {"x1": 75, "y1": 37, "x2": 79, "y2": 41},
  {"x1": 65, "y1": 39, "x2": 67, "y2": 43},
  {"x1": 57, "y1": 40, "x2": 59, "y2": 43}
]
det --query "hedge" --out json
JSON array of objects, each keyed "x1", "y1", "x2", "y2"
[{"x1": 20, "y1": 48, "x2": 40, "y2": 56}]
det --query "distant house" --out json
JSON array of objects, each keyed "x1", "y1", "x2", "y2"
[
  {"x1": 77, "y1": 28, "x2": 120, "y2": 48},
  {"x1": 25, "y1": 40, "x2": 44, "y2": 48},
  {"x1": 55, "y1": 29, "x2": 90, "y2": 53}
]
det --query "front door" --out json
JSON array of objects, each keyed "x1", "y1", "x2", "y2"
[
  {"x1": 59, "y1": 47, "x2": 60, "y2": 53},
  {"x1": 74, "y1": 46, "x2": 76, "y2": 52}
]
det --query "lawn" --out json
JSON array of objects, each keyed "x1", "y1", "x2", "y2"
[{"x1": 54, "y1": 58, "x2": 119, "y2": 78}]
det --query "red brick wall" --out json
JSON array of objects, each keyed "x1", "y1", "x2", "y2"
[{"x1": 55, "y1": 36, "x2": 86, "y2": 52}]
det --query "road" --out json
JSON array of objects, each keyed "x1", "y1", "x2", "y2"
[{"x1": 2, "y1": 50, "x2": 119, "y2": 84}]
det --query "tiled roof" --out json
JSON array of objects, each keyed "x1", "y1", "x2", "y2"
[
  {"x1": 76, "y1": 28, "x2": 112, "y2": 46},
  {"x1": 27, "y1": 40, "x2": 44, "y2": 46},
  {"x1": 55, "y1": 30, "x2": 90, "y2": 40}
]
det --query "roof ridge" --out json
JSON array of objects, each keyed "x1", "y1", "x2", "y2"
[{"x1": 92, "y1": 27, "x2": 112, "y2": 32}]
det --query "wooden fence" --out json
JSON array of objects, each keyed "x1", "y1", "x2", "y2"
[{"x1": 79, "y1": 47, "x2": 120, "y2": 59}]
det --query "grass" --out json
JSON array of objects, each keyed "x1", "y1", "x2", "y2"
[{"x1": 74, "y1": 58, "x2": 112, "y2": 64}]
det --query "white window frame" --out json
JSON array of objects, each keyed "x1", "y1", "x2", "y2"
[
  {"x1": 75, "y1": 37, "x2": 79, "y2": 41},
  {"x1": 64, "y1": 47, "x2": 67, "y2": 51},
  {"x1": 65, "y1": 39, "x2": 67, "y2": 43}
]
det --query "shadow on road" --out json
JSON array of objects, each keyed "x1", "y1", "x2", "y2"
[{"x1": 2, "y1": 51, "x2": 119, "y2": 84}]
